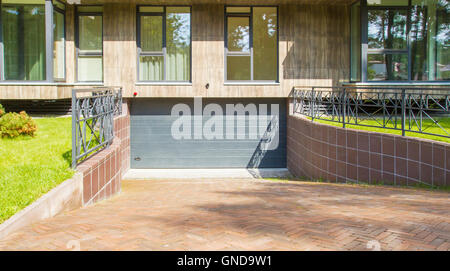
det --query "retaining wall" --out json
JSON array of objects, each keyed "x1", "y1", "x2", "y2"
[
  {"x1": 76, "y1": 101, "x2": 131, "y2": 205},
  {"x1": 287, "y1": 115, "x2": 449, "y2": 187}
]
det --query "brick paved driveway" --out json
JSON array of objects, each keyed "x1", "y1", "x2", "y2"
[{"x1": 0, "y1": 179, "x2": 449, "y2": 251}]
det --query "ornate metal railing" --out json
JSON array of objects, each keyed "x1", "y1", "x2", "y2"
[
  {"x1": 71, "y1": 87, "x2": 122, "y2": 168},
  {"x1": 293, "y1": 86, "x2": 450, "y2": 140}
]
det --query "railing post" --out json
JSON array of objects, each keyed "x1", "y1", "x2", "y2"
[
  {"x1": 311, "y1": 87, "x2": 315, "y2": 122},
  {"x1": 71, "y1": 89, "x2": 77, "y2": 169},
  {"x1": 342, "y1": 87, "x2": 346, "y2": 129},
  {"x1": 119, "y1": 87, "x2": 123, "y2": 115},
  {"x1": 401, "y1": 89, "x2": 406, "y2": 137},
  {"x1": 293, "y1": 88, "x2": 297, "y2": 115}
]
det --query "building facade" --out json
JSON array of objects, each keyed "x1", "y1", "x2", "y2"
[{"x1": 0, "y1": 0, "x2": 448, "y2": 168}]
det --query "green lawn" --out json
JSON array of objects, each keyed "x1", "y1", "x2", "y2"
[
  {"x1": 308, "y1": 116, "x2": 450, "y2": 143},
  {"x1": 0, "y1": 117, "x2": 74, "y2": 224}
]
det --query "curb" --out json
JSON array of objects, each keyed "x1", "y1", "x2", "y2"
[{"x1": 0, "y1": 173, "x2": 83, "y2": 240}]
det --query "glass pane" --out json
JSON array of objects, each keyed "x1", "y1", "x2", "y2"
[
  {"x1": 227, "y1": 17, "x2": 250, "y2": 52},
  {"x1": 1, "y1": 4, "x2": 46, "y2": 80},
  {"x1": 351, "y1": 2, "x2": 361, "y2": 81},
  {"x1": 253, "y1": 7, "x2": 277, "y2": 81},
  {"x1": 77, "y1": 6, "x2": 102, "y2": 13},
  {"x1": 410, "y1": 3, "x2": 428, "y2": 80},
  {"x1": 2, "y1": 0, "x2": 44, "y2": 3},
  {"x1": 78, "y1": 56, "x2": 102, "y2": 81},
  {"x1": 166, "y1": 7, "x2": 191, "y2": 81},
  {"x1": 139, "y1": 6, "x2": 163, "y2": 13},
  {"x1": 140, "y1": 16, "x2": 163, "y2": 52},
  {"x1": 53, "y1": 0, "x2": 65, "y2": 10},
  {"x1": 367, "y1": 0, "x2": 408, "y2": 6},
  {"x1": 79, "y1": 15, "x2": 102, "y2": 52},
  {"x1": 54, "y1": 11, "x2": 65, "y2": 80},
  {"x1": 139, "y1": 56, "x2": 164, "y2": 81},
  {"x1": 436, "y1": 1, "x2": 449, "y2": 80},
  {"x1": 226, "y1": 7, "x2": 251, "y2": 13},
  {"x1": 410, "y1": 0, "x2": 449, "y2": 81},
  {"x1": 368, "y1": 54, "x2": 408, "y2": 81},
  {"x1": 227, "y1": 56, "x2": 250, "y2": 80},
  {"x1": 167, "y1": 6, "x2": 190, "y2": 13},
  {"x1": 368, "y1": 9, "x2": 407, "y2": 49}
]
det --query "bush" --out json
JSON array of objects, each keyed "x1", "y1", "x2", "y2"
[
  {"x1": 0, "y1": 104, "x2": 4, "y2": 117},
  {"x1": 0, "y1": 111, "x2": 37, "y2": 138}
]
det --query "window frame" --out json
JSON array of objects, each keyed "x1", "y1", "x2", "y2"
[
  {"x1": 224, "y1": 5, "x2": 279, "y2": 83},
  {"x1": 53, "y1": 0, "x2": 66, "y2": 82},
  {"x1": 355, "y1": 0, "x2": 450, "y2": 83},
  {"x1": 365, "y1": 4, "x2": 410, "y2": 81},
  {"x1": 75, "y1": 5, "x2": 104, "y2": 83},
  {"x1": 136, "y1": 5, "x2": 192, "y2": 83},
  {"x1": 0, "y1": 0, "x2": 57, "y2": 82}
]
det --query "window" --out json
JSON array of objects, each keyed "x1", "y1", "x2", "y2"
[
  {"x1": 0, "y1": 0, "x2": 66, "y2": 82},
  {"x1": 76, "y1": 6, "x2": 103, "y2": 82},
  {"x1": 53, "y1": 0, "x2": 65, "y2": 81},
  {"x1": 367, "y1": 6, "x2": 408, "y2": 81},
  {"x1": 1, "y1": 0, "x2": 46, "y2": 81},
  {"x1": 351, "y1": 1, "x2": 361, "y2": 81},
  {"x1": 410, "y1": 0, "x2": 449, "y2": 80},
  {"x1": 137, "y1": 6, "x2": 191, "y2": 82},
  {"x1": 351, "y1": 0, "x2": 449, "y2": 82},
  {"x1": 225, "y1": 6, "x2": 278, "y2": 82}
]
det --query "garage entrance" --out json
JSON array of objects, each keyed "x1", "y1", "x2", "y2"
[{"x1": 130, "y1": 98, "x2": 286, "y2": 168}]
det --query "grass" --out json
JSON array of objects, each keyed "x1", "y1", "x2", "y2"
[
  {"x1": 307, "y1": 116, "x2": 450, "y2": 143},
  {"x1": 0, "y1": 117, "x2": 74, "y2": 224}
]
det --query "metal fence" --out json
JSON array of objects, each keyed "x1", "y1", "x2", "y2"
[
  {"x1": 292, "y1": 86, "x2": 450, "y2": 140},
  {"x1": 72, "y1": 87, "x2": 122, "y2": 168}
]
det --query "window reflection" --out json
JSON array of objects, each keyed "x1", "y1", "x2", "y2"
[
  {"x1": 2, "y1": 3, "x2": 46, "y2": 81},
  {"x1": 353, "y1": 0, "x2": 450, "y2": 82},
  {"x1": 410, "y1": 0, "x2": 449, "y2": 81},
  {"x1": 227, "y1": 17, "x2": 250, "y2": 52},
  {"x1": 435, "y1": 0, "x2": 449, "y2": 80},
  {"x1": 368, "y1": 9, "x2": 407, "y2": 50},
  {"x1": 368, "y1": 54, "x2": 408, "y2": 80}
]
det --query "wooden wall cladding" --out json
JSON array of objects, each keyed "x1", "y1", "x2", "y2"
[{"x1": 0, "y1": 1, "x2": 351, "y2": 99}]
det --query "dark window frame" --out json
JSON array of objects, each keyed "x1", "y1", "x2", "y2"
[
  {"x1": 75, "y1": 5, "x2": 104, "y2": 83},
  {"x1": 354, "y1": 0, "x2": 450, "y2": 83},
  {"x1": 224, "y1": 5, "x2": 279, "y2": 83},
  {"x1": 136, "y1": 5, "x2": 192, "y2": 83}
]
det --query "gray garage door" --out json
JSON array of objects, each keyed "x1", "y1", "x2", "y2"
[{"x1": 130, "y1": 98, "x2": 286, "y2": 168}]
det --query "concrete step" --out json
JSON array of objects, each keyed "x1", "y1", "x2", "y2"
[{"x1": 123, "y1": 168, "x2": 292, "y2": 180}]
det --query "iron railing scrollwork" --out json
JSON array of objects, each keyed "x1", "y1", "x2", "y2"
[
  {"x1": 71, "y1": 87, "x2": 122, "y2": 168},
  {"x1": 293, "y1": 86, "x2": 450, "y2": 140}
]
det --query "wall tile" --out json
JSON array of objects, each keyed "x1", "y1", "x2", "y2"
[
  {"x1": 433, "y1": 145, "x2": 445, "y2": 169},
  {"x1": 395, "y1": 137, "x2": 408, "y2": 159},
  {"x1": 382, "y1": 135, "x2": 395, "y2": 156},
  {"x1": 369, "y1": 135, "x2": 382, "y2": 153},
  {"x1": 357, "y1": 133, "x2": 370, "y2": 152}
]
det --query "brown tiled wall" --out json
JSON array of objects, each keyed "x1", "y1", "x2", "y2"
[
  {"x1": 77, "y1": 101, "x2": 131, "y2": 205},
  {"x1": 287, "y1": 115, "x2": 449, "y2": 187}
]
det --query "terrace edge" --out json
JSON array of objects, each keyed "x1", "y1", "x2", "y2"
[{"x1": 287, "y1": 114, "x2": 449, "y2": 187}]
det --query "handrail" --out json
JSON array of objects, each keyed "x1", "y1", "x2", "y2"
[
  {"x1": 71, "y1": 86, "x2": 122, "y2": 168},
  {"x1": 292, "y1": 86, "x2": 450, "y2": 140}
]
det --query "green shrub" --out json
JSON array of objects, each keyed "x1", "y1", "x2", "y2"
[
  {"x1": 0, "y1": 111, "x2": 37, "y2": 138},
  {"x1": 0, "y1": 104, "x2": 4, "y2": 117}
]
